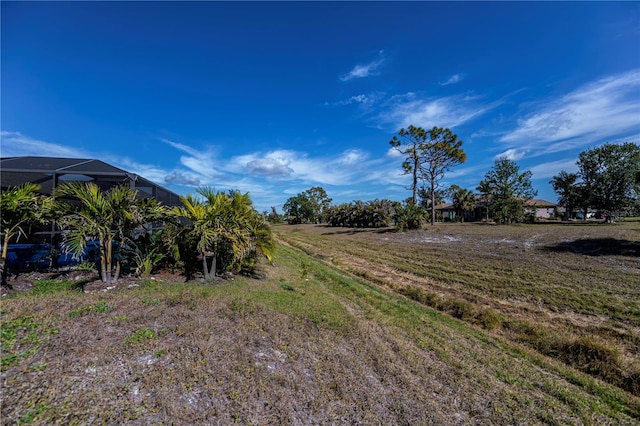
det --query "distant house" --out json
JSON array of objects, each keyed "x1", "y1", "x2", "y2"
[
  {"x1": 433, "y1": 203, "x2": 476, "y2": 222},
  {"x1": 524, "y1": 199, "x2": 557, "y2": 219},
  {"x1": 434, "y1": 203, "x2": 456, "y2": 221},
  {"x1": 434, "y1": 197, "x2": 557, "y2": 222}
]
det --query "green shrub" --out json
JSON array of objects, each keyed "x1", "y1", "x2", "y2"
[
  {"x1": 398, "y1": 286, "x2": 441, "y2": 308},
  {"x1": 393, "y1": 204, "x2": 426, "y2": 231},
  {"x1": 476, "y1": 308, "x2": 505, "y2": 331},
  {"x1": 560, "y1": 336, "x2": 621, "y2": 377},
  {"x1": 31, "y1": 279, "x2": 81, "y2": 295},
  {"x1": 69, "y1": 300, "x2": 112, "y2": 318},
  {"x1": 134, "y1": 249, "x2": 163, "y2": 277},
  {"x1": 124, "y1": 328, "x2": 157, "y2": 345},
  {"x1": 442, "y1": 299, "x2": 476, "y2": 321}
]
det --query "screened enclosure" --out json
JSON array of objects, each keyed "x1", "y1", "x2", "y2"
[{"x1": 1, "y1": 156, "x2": 183, "y2": 271}]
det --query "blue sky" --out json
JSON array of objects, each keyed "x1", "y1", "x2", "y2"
[{"x1": 2, "y1": 1, "x2": 639, "y2": 212}]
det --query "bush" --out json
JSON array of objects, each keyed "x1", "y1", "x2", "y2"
[
  {"x1": 393, "y1": 204, "x2": 426, "y2": 231},
  {"x1": 398, "y1": 286, "x2": 441, "y2": 308},
  {"x1": 326, "y1": 199, "x2": 396, "y2": 228},
  {"x1": 441, "y1": 299, "x2": 476, "y2": 321},
  {"x1": 476, "y1": 308, "x2": 505, "y2": 330},
  {"x1": 560, "y1": 336, "x2": 620, "y2": 377}
]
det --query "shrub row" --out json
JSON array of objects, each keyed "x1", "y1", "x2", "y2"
[{"x1": 325, "y1": 199, "x2": 429, "y2": 231}]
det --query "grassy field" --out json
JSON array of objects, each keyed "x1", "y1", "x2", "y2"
[
  {"x1": 1, "y1": 221, "x2": 639, "y2": 424},
  {"x1": 277, "y1": 222, "x2": 640, "y2": 392}
]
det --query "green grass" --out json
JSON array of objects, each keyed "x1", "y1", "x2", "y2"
[
  {"x1": 123, "y1": 327, "x2": 157, "y2": 345},
  {"x1": 1, "y1": 233, "x2": 639, "y2": 424},
  {"x1": 285, "y1": 243, "x2": 640, "y2": 419},
  {"x1": 29, "y1": 279, "x2": 83, "y2": 295},
  {"x1": 0, "y1": 316, "x2": 59, "y2": 373},
  {"x1": 276, "y1": 222, "x2": 640, "y2": 398},
  {"x1": 68, "y1": 300, "x2": 113, "y2": 318}
]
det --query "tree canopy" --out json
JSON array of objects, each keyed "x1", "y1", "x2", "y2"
[
  {"x1": 477, "y1": 158, "x2": 537, "y2": 224},
  {"x1": 448, "y1": 185, "x2": 476, "y2": 223},
  {"x1": 550, "y1": 171, "x2": 579, "y2": 220},
  {"x1": 390, "y1": 126, "x2": 466, "y2": 225},
  {"x1": 577, "y1": 142, "x2": 640, "y2": 221},
  {"x1": 283, "y1": 187, "x2": 332, "y2": 224},
  {"x1": 419, "y1": 127, "x2": 467, "y2": 225},
  {"x1": 389, "y1": 125, "x2": 428, "y2": 206}
]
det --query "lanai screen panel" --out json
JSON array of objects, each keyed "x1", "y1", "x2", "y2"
[{"x1": 1, "y1": 156, "x2": 181, "y2": 206}]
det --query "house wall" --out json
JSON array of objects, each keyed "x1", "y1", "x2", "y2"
[{"x1": 528, "y1": 207, "x2": 556, "y2": 219}]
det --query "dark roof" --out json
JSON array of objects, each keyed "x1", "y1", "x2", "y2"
[
  {"x1": 1, "y1": 156, "x2": 182, "y2": 207},
  {"x1": 1, "y1": 157, "x2": 129, "y2": 176}
]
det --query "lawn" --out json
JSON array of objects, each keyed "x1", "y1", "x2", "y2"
[
  {"x1": 276, "y1": 222, "x2": 640, "y2": 397},
  {"x1": 1, "y1": 221, "x2": 639, "y2": 424}
]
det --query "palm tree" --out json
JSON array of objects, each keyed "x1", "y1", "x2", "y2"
[
  {"x1": 229, "y1": 190, "x2": 274, "y2": 261},
  {"x1": 171, "y1": 187, "x2": 254, "y2": 280},
  {"x1": 54, "y1": 182, "x2": 153, "y2": 284},
  {"x1": 449, "y1": 185, "x2": 476, "y2": 223},
  {"x1": 0, "y1": 183, "x2": 53, "y2": 283}
]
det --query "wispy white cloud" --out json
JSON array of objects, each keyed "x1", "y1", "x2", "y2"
[
  {"x1": 529, "y1": 158, "x2": 580, "y2": 180},
  {"x1": 440, "y1": 74, "x2": 463, "y2": 86},
  {"x1": 325, "y1": 93, "x2": 383, "y2": 107},
  {"x1": 446, "y1": 163, "x2": 490, "y2": 180},
  {"x1": 146, "y1": 145, "x2": 353, "y2": 193},
  {"x1": 109, "y1": 157, "x2": 171, "y2": 185},
  {"x1": 161, "y1": 138, "x2": 200, "y2": 157},
  {"x1": 493, "y1": 148, "x2": 527, "y2": 161},
  {"x1": 225, "y1": 148, "x2": 388, "y2": 187},
  {"x1": 0, "y1": 131, "x2": 89, "y2": 158},
  {"x1": 258, "y1": 151, "x2": 351, "y2": 186},
  {"x1": 162, "y1": 139, "x2": 225, "y2": 179},
  {"x1": 606, "y1": 133, "x2": 640, "y2": 146},
  {"x1": 179, "y1": 155, "x2": 223, "y2": 179},
  {"x1": 500, "y1": 69, "x2": 640, "y2": 152},
  {"x1": 338, "y1": 149, "x2": 368, "y2": 166},
  {"x1": 386, "y1": 147, "x2": 404, "y2": 158},
  {"x1": 377, "y1": 93, "x2": 500, "y2": 131},
  {"x1": 340, "y1": 51, "x2": 385, "y2": 82}
]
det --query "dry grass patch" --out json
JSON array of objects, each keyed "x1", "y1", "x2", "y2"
[
  {"x1": 1, "y1": 238, "x2": 639, "y2": 424},
  {"x1": 276, "y1": 222, "x2": 640, "y2": 398}
]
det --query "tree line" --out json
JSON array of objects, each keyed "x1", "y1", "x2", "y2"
[
  {"x1": 282, "y1": 125, "x2": 639, "y2": 227},
  {"x1": 2, "y1": 129, "x2": 637, "y2": 283},
  {"x1": 551, "y1": 142, "x2": 640, "y2": 222},
  {"x1": 1, "y1": 183, "x2": 275, "y2": 286}
]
